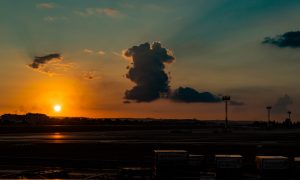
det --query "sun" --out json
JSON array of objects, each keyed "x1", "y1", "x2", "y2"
[{"x1": 53, "y1": 104, "x2": 62, "y2": 112}]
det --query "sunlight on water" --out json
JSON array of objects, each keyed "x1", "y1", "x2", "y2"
[{"x1": 50, "y1": 132, "x2": 64, "y2": 143}]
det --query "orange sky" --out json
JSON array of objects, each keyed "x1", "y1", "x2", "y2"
[{"x1": 0, "y1": 0, "x2": 299, "y2": 121}]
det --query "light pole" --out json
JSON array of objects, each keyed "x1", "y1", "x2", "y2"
[
  {"x1": 266, "y1": 106, "x2": 272, "y2": 127},
  {"x1": 222, "y1": 96, "x2": 231, "y2": 130}
]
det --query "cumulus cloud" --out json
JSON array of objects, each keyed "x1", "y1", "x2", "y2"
[
  {"x1": 124, "y1": 42, "x2": 175, "y2": 102},
  {"x1": 75, "y1": 8, "x2": 120, "y2": 18},
  {"x1": 123, "y1": 42, "x2": 220, "y2": 103},
  {"x1": 263, "y1": 31, "x2": 300, "y2": 48},
  {"x1": 272, "y1": 94, "x2": 293, "y2": 113},
  {"x1": 171, "y1": 87, "x2": 221, "y2": 103},
  {"x1": 36, "y1": 3, "x2": 55, "y2": 9}
]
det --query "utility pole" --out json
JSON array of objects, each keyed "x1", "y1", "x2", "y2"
[
  {"x1": 222, "y1": 96, "x2": 231, "y2": 130},
  {"x1": 266, "y1": 106, "x2": 272, "y2": 128}
]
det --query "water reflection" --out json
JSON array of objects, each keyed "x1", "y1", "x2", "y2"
[
  {"x1": 0, "y1": 132, "x2": 124, "y2": 143},
  {"x1": 50, "y1": 132, "x2": 64, "y2": 143}
]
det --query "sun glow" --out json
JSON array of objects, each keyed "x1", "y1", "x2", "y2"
[{"x1": 54, "y1": 104, "x2": 62, "y2": 112}]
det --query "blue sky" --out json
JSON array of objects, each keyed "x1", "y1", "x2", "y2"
[{"x1": 0, "y1": 0, "x2": 300, "y2": 121}]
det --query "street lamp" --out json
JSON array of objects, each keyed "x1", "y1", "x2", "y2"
[
  {"x1": 222, "y1": 96, "x2": 231, "y2": 130},
  {"x1": 266, "y1": 106, "x2": 272, "y2": 127}
]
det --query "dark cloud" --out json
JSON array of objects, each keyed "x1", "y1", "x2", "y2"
[
  {"x1": 171, "y1": 87, "x2": 221, "y2": 103},
  {"x1": 263, "y1": 31, "x2": 300, "y2": 48},
  {"x1": 273, "y1": 94, "x2": 293, "y2": 113},
  {"x1": 29, "y1": 53, "x2": 62, "y2": 69},
  {"x1": 124, "y1": 42, "x2": 175, "y2": 102},
  {"x1": 123, "y1": 42, "x2": 220, "y2": 103},
  {"x1": 230, "y1": 100, "x2": 245, "y2": 106}
]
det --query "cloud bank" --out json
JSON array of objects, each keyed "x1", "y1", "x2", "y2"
[{"x1": 170, "y1": 87, "x2": 221, "y2": 103}]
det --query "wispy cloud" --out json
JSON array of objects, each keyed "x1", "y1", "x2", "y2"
[
  {"x1": 44, "y1": 16, "x2": 55, "y2": 22},
  {"x1": 75, "y1": 8, "x2": 121, "y2": 18},
  {"x1": 112, "y1": 51, "x2": 122, "y2": 57},
  {"x1": 101, "y1": 8, "x2": 119, "y2": 17},
  {"x1": 36, "y1": 3, "x2": 56, "y2": 9},
  {"x1": 83, "y1": 49, "x2": 94, "y2": 54},
  {"x1": 27, "y1": 53, "x2": 74, "y2": 76},
  {"x1": 43, "y1": 16, "x2": 68, "y2": 22},
  {"x1": 97, "y1": 51, "x2": 105, "y2": 55},
  {"x1": 82, "y1": 71, "x2": 101, "y2": 80},
  {"x1": 29, "y1": 53, "x2": 62, "y2": 69},
  {"x1": 83, "y1": 49, "x2": 105, "y2": 55},
  {"x1": 113, "y1": 50, "x2": 131, "y2": 61},
  {"x1": 121, "y1": 3, "x2": 165, "y2": 12}
]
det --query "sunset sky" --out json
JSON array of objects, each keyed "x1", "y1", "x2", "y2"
[{"x1": 1, "y1": 0, "x2": 300, "y2": 121}]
